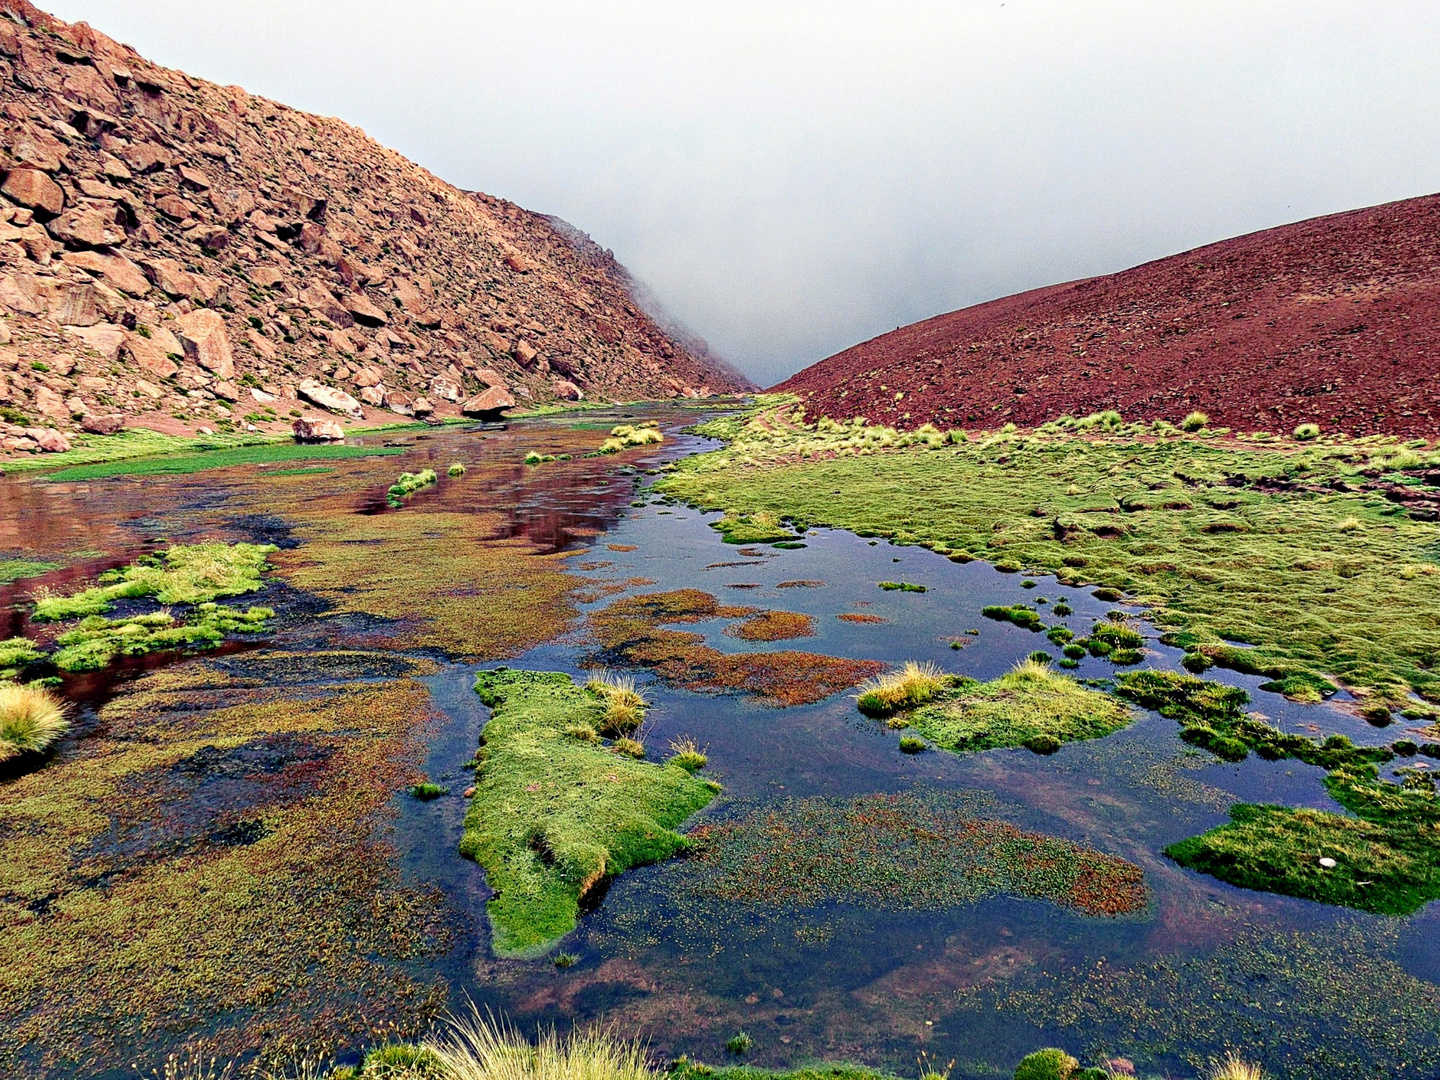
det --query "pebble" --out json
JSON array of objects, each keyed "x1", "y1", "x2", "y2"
[{"x1": 1318, "y1": 857, "x2": 1338, "y2": 868}]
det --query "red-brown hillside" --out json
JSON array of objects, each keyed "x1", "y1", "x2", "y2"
[
  {"x1": 0, "y1": 0, "x2": 751, "y2": 458},
  {"x1": 776, "y1": 193, "x2": 1440, "y2": 438}
]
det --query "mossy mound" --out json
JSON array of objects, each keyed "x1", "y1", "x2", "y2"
[
  {"x1": 32, "y1": 542, "x2": 276, "y2": 621},
  {"x1": 1167, "y1": 767, "x2": 1440, "y2": 915},
  {"x1": 462, "y1": 669, "x2": 719, "y2": 958},
  {"x1": 897, "y1": 661, "x2": 1134, "y2": 754}
]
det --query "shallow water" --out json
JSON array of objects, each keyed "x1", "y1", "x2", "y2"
[{"x1": 3, "y1": 409, "x2": 1438, "y2": 1079}]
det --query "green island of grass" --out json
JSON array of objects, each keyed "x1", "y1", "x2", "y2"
[
  {"x1": 1112, "y1": 668, "x2": 1440, "y2": 913},
  {"x1": 44, "y1": 442, "x2": 404, "y2": 481},
  {"x1": 710, "y1": 509, "x2": 798, "y2": 544},
  {"x1": 656, "y1": 398, "x2": 1440, "y2": 702},
  {"x1": 0, "y1": 558, "x2": 61, "y2": 584},
  {"x1": 49, "y1": 603, "x2": 274, "y2": 671},
  {"x1": 908, "y1": 660, "x2": 1134, "y2": 754},
  {"x1": 32, "y1": 541, "x2": 276, "y2": 621},
  {"x1": 387, "y1": 467, "x2": 438, "y2": 506},
  {"x1": 462, "y1": 668, "x2": 719, "y2": 958}
]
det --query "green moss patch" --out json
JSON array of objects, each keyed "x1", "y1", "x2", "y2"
[
  {"x1": 710, "y1": 510, "x2": 797, "y2": 544},
  {"x1": 0, "y1": 559, "x2": 60, "y2": 584},
  {"x1": 387, "y1": 468, "x2": 438, "y2": 507},
  {"x1": 903, "y1": 661, "x2": 1135, "y2": 754},
  {"x1": 50, "y1": 604, "x2": 273, "y2": 671},
  {"x1": 33, "y1": 542, "x2": 276, "y2": 621},
  {"x1": 43, "y1": 442, "x2": 401, "y2": 481},
  {"x1": 462, "y1": 669, "x2": 719, "y2": 958}
]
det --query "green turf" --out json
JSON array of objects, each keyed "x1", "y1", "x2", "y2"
[
  {"x1": 658, "y1": 402, "x2": 1440, "y2": 699},
  {"x1": 43, "y1": 442, "x2": 403, "y2": 481},
  {"x1": 49, "y1": 604, "x2": 273, "y2": 670},
  {"x1": 905, "y1": 661, "x2": 1135, "y2": 754},
  {"x1": 462, "y1": 669, "x2": 719, "y2": 958},
  {"x1": 0, "y1": 559, "x2": 60, "y2": 584},
  {"x1": 32, "y1": 542, "x2": 276, "y2": 621}
]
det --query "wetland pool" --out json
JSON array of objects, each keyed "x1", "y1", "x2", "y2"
[{"x1": 3, "y1": 408, "x2": 1439, "y2": 1080}]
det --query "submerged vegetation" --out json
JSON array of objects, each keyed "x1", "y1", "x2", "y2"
[
  {"x1": 44, "y1": 442, "x2": 403, "y2": 482},
  {"x1": 688, "y1": 789, "x2": 1148, "y2": 917},
  {"x1": 658, "y1": 400, "x2": 1440, "y2": 700},
  {"x1": 589, "y1": 589, "x2": 882, "y2": 706},
  {"x1": 463, "y1": 669, "x2": 718, "y2": 957}
]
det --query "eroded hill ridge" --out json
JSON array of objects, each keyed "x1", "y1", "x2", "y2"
[
  {"x1": 778, "y1": 192, "x2": 1440, "y2": 438},
  {"x1": 0, "y1": 0, "x2": 749, "y2": 455}
]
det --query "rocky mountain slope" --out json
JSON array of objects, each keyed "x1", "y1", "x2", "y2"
[
  {"x1": 777, "y1": 193, "x2": 1440, "y2": 438},
  {"x1": 0, "y1": 0, "x2": 750, "y2": 457}
]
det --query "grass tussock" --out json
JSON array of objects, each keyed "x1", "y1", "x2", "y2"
[
  {"x1": 1206, "y1": 1054, "x2": 1265, "y2": 1080},
  {"x1": 425, "y1": 1011, "x2": 655, "y2": 1080},
  {"x1": 856, "y1": 661, "x2": 948, "y2": 716},
  {"x1": 0, "y1": 683, "x2": 68, "y2": 762},
  {"x1": 448, "y1": 462, "x2": 467, "y2": 477},
  {"x1": 585, "y1": 669, "x2": 648, "y2": 735},
  {"x1": 668, "y1": 736, "x2": 708, "y2": 772}
]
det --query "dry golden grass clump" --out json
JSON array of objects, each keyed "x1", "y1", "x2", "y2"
[
  {"x1": 585, "y1": 669, "x2": 648, "y2": 735},
  {"x1": 856, "y1": 660, "x2": 947, "y2": 716},
  {"x1": 0, "y1": 683, "x2": 68, "y2": 761},
  {"x1": 1206, "y1": 1053, "x2": 1265, "y2": 1080},
  {"x1": 426, "y1": 1012, "x2": 656, "y2": 1080}
]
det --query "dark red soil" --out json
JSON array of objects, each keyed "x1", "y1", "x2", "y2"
[{"x1": 776, "y1": 193, "x2": 1440, "y2": 438}]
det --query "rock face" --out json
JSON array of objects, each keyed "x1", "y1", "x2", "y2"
[
  {"x1": 777, "y1": 193, "x2": 1440, "y2": 439},
  {"x1": 0, "y1": 0, "x2": 751, "y2": 458},
  {"x1": 460, "y1": 383, "x2": 516, "y2": 418}
]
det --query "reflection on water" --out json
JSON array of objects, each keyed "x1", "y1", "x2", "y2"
[{"x1": 3, "y1": 407, "x2": 1438, "y2": 1080}]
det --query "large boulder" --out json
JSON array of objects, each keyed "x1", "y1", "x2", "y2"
[
  {"x1": 29, "y1": 427, "x2": 72, "y2": 453},
  {"x1": 382, "y1": 390, "x2": 414, "y2": 416},
  {"x1": 292, "y1": 415, "x2": 345, "y2": 442},
  {"x1": 174, "y1": 309, "x2": 234, "y2": 379},
  {"x1": 429, "y1": 374, "x2": 462, "y2": 402},
  {"x1": 63, "y1": 250, "x2": 150, "y2": 295},
  {"x1": 122, "y1": 330, "x2": 178, "y2": 378},
  {"x1": 298, "y1": 378, "x2": 362, "y2": 418},
  {"x1": 2, "y1": 167, "x2": 65, "y2": 216},
  {"x1": 342, "y1": 291, "x2": 388, "y2": 327},
  {"x1": 47, "y1": 202, "x2": 126, "y2": 248},
  {"x1": 460, "y1": 384, "x2": 516, "y2": 418},
  {"x1": 81, "y1": 413, "x2": 126, "y2": 435},
  {"x1": 550, "y1": 378, "x2": 584, "y2": 401}
]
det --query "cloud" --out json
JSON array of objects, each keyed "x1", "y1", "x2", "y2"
[{"x1": 47, "y1": 0, "x2": 1440, "y2": 385}]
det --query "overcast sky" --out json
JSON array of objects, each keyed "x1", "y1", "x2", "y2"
[{"x1": 42, "y1": 1, "x2": 1440, "y2": 386}]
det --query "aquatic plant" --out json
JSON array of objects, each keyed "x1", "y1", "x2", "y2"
[
  {"x1": 856, "y1": 661, "x2": 948, "y2": 716},
  {"x1": 878, "y1": 581, "x2": 927, "y2": 592},
  {"x1": 982, "y1": 604, "x2": 1046, "y2": 631},
  {"x1": 725, "y1": 1032, "x2": 753, "y2": 1056},
  {"x1": 49, "y1": 604, "x2": 273, "y2": 671},
  {"x1": 710, "y1": 510, "x2": 796, "y2": 544},
  {"x1": 33, "y1": 542, "x2": 276, "y2": 621},
  {"x1": 589, "y1": 589, "x2": 882, "y2": 706},
  {"x1": 1052, "y1": 601, "x2": 1073, "y2": 616},
  {"x1": 1293, "y1": 423, "x2": 1320, "y2": 441},
  {"x1": 898, "y1": 735, "x2": 926, "y2": 753},
  {"x1": 688, "y1": 790, "x2": 1147, "y2": 917},
  {"x1": 0, "y1": 637, "x2": 43, "y2": 682},
  {"x1": 897, "y1": 658, "x2": 1133, "y2": 755},
  {"x1": 0, "y1": 558, "x2": 60, "y2": 584},
  {"x1": 387, "y1": 468, "x2": 438, "y2": 506},
  {"x1": 409, "y1": 782, "x2": 449, "y2": 800},
  {"x1": 725, "y1": 609, "x2": 816, "y2": 641},
  {"x1": 553, "y1": 952, "x2": 579, "y2": 969},
  {"x1": 359, "y1": 1042, "x2": 445, "y2": 1077},
  {"x1": 448, "y1": 462, "x2": 467, "y2": 476},
  {"x1": 0, "y1": 683, "x2": 68, "y2": 762},
  {"x1": 144, "y1": 1048, "x2": 236, "y2": 1080},
  {"x1": 425, "y1": 1011, "x2": 656, "y2": 1080},
  {"x1": 464, "y1": 670, "x2": 717, "y2": 956},
  {"x1": 612, "y1": 737, "x2": 645, "y2": 758}
]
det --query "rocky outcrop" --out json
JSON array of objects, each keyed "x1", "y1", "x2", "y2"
[
  {"x1": 291, "y1": 415, "x2": 344, "y2": 442},
  {"x1": 0, "y1": 1, "x2": 751, "y2": 456}
]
